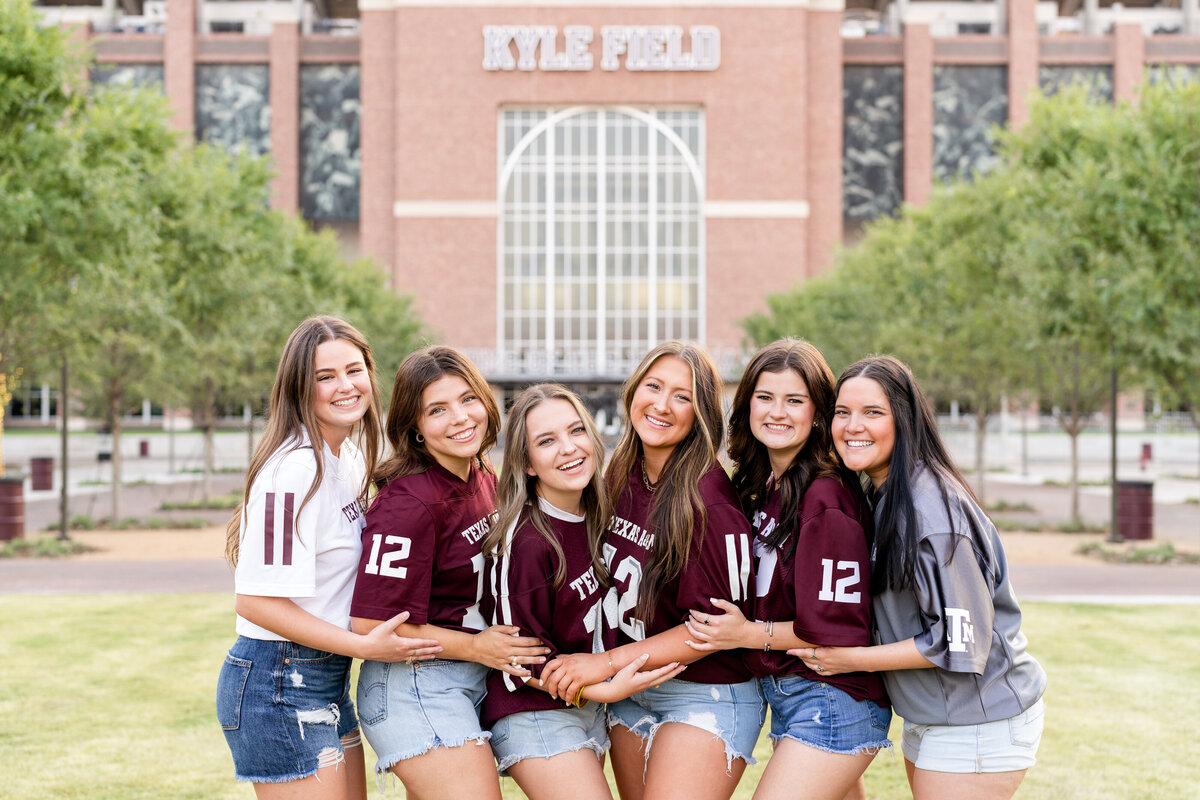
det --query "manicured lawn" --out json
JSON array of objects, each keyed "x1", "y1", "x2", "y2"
[{"x1": 1, "y1": 594, "x2": 1195, "y2": 799}]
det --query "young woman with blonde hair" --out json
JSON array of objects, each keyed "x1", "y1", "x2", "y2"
[
  {"x1": 483, "y1": 383, "x2": 684, "y2": 799},
  {"x1": 349, "y1": 346, "x2": 548, "y2": 800},
  {"x1": 541, "y1": 342, "x2": 763, "y2": 800},
  {"x1": 216, "y1": 316, "x2": 440, "y2": 800}
]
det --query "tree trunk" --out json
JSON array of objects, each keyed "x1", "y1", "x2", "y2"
[
  {"x1": 1069, "y1": 428, "x2": 1080, "y2": 523},
  {"x1": 110, "y1": 386, "x2": 123, "y2": 525},
  {"x1": 0, "y1": 371, "x2": 8, "y2": 479},
  {"x1": 203, "y1": 377, "x2": 215, "y2": 504},
  {"x1": 974, "y1": 404, "x2": 988, "y2": 506}
]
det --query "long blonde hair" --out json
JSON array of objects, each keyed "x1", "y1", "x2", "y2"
[
  {"x1": 225, "y1": 316, "x2": 382, "y2": 566},
  {"x1": 484, "y1": 384, "x2": 611, "y2": 589},
  {"x1": 608, "y1": 342, "x2": 725, "y2": 624},
  {"x1": 373, "y1": 346, "x2": 500, "y2": 488}
]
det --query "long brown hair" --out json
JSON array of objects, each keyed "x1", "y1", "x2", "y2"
[
  {"x1": 225, "y1": 316, "x2": 382, "y2": 566},
  {"x1": 485, "y1": 384, "x2": 611, "y2": 589},
  {"x1": 608, "y1": 341, "x2": 725, "y2": 625},
  {"x1": 374, "y1": 345, "x2": 500, "y2": 487},
  {"x1": 729, "y1": 339, "x2": 852, "y2": 559}
]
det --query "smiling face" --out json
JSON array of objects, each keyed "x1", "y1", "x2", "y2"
[
  {"x1": 832, "y1": 376, "x2": 896, "y2": 488},
  {"x1": 628, "y1": 354, "x2": 696, "y2": 467},
  {"x1": 312, "y1": 338, "x2": 372, "y2": 455},
  {"x1": 523, "y1": 398, "x2": 597, "y2": 515},
  {"x1": 748, "y1": 369, "x2": 816, "y2": 478},
  {"x1": 416, "y1": 374, "x2": 491, "y2": 479}
]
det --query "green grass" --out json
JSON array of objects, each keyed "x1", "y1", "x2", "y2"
[
  {"x1": 0, "y1": 597, "x2": 1196, "y2": 799},
  {"x1": 160, "y1": 491, "x2": 241, "y2": 511},
  {"x1": 985, "y1": 499, "x2": 1035, "y2": 513}
]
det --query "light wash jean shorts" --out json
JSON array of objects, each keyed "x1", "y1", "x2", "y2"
[
  {"x1": 489, "y1": 702, "x2": 609, "y2": 775},
  {"x1": 761, "y1": 675, "x2": 892, "y2": 756},
  {"x1": 216, "y1": 636, "x2": 359, "y2": 783},
  {"x1": 607, "y1": 678, "x2": 766, "y2": 770},
  {"x1": 902, "y1": 697, "x2": 1045, "y2": 773},
  {"x1": 357, "y1": 658, "x2": 491, "y2": 774}
]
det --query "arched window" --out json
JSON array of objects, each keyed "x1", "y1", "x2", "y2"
[{"x1": 499, "y1": 107, "x2": 704, "y2": 377}]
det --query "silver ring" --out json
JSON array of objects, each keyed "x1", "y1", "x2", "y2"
[
  {"x1": 510, "y1": 656, "x2": 518, "y2": 667},
  {"x1": 815, "y1": 664, "x2": 824, "y2": 673},
  {"x1": 703, "y1": 616, "x2": 710, "y2": 625}
]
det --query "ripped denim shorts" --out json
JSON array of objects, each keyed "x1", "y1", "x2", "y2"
[
  {"x1": 489, "y1": 702, "x2": 609, "y2": 776},
  {"x1": 356, "y1": 658, "x2": 492, "y2": 774},
  {"x1": 607, "y1": 678, "x2": 765, "y2": 769},
  {"x1": 216, "y1": 636, "x2": 358, "y2": 783}
]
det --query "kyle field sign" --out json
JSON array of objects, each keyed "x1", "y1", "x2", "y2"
[{"x1": 482, "y1": 25, "x2": 721, "y2": 72}]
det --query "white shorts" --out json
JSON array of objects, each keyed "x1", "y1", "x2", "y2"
[{"x1": 902, "y1": 698, "x2": 1044, "y2": 774}]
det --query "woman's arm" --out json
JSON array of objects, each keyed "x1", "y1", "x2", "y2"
[
  {"x1": 538, "y1": 623, "x2": 708, "y2": 700},
  {"x1": 350, "y1": 616, "x2": 548, "y2": 676},
  {"x1": 789, "y1": 638, "x2": 935, "y2": 677},
  {"x1": 682, "y1": 598, "x2": 816, "y2": 653},
  {"x1": 237, "y1": 595, "x2": 442, "y2": 662}
]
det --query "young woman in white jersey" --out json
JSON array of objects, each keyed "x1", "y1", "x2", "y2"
[
  {"x1": 216, "y1": 316, "x2": 441, "y2": 800},
  {"x1": 483, "y1": 384, "x2": 684, "y2": 800},
  {"x1": 540, "y1": 342, "x2": 762, "y2": 800}
]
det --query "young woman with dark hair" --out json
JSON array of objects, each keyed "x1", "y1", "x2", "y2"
[
  {"x1": 482, "y1": 384, "x2": 683, "y2": 800},
  {"x1": 217, "y1": 316, "x2": 441, "y2": 800},
  {"x1": 348, "y1": 346, "x2": 548, "y2": 800},
  {"x1": 683, "y1": 339, "x2": 891, "y2": 800},
  {"x1": 792, "y1": 355, "x2": 1046, "y2": 800},
  {"x1": 540, "y1": 342, "x2": 762, "y2": 800}
]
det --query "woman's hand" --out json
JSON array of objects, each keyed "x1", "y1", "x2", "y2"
[
  {"x1": 469, "y1": 625, "x2": 549, "y2": 676},
  {"x1": 584, "y1": 654, "x2": 687, "y2": 703},
  {"x1": 356, "y1": 611, "x2": 443, "y2": 663},
  {"x1": 789, "y1": 645, "x2": 860, "y2": 677},
  {"x1": 684, "y1": 598, "x2": 753, "y2": 652},
  {"x1": 539, "y1": 652, "x2": 614, "y2": 700}
]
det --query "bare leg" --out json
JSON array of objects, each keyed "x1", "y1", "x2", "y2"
[
  {"x1": 609, "y1": 725, "x2": 649, "y2": 800},
  {"x1": 389, "y1": 742, "x2": 503, "y2": 800},
  {"x1": 752, "y1": 739, "x2": 875, "y2": 800},
  {"x1": 253, "y1": 751, "x2": 352, "y2": 800},
  {"x1": 840, "y1": 777, "x2": 867, "y2": 800},
  {"x1": 642, "y1": 722, "x2": 746, "y2": 800},
  {"x1": 342, "y1": 738, "x2": 368, "y2": 800},
  {"x1": 508, "y1": 748, "x2": 613, "y2": 800},
  {"x1": 907, "y1": 759, "x2": 1028, "y2": 800}
]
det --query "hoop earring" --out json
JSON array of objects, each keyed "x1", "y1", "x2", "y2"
[{"x1": 415, "y1": 433, "x2": 424, "y2": 443}]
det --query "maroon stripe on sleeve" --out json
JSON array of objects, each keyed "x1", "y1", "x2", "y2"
[
  {"x1": 264, "y1": 492, "x2": 275, "y2": 565},
  {"x1": 282, "y1": 492, "x2": 295, "y2": 566}
]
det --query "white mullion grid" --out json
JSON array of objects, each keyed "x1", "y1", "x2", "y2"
[
  {"x1": 595, "y1": 110, "x2": 607, "y2": 375},
  {"x1": 496, "y1": 112, "x2": 508, "y2": 354},
  {"x1": 544, "y1": 124, "x2": 556, "y2": 356},
  {"x1": 647, "y1": 117, "x2": 658, "y2": 348}
]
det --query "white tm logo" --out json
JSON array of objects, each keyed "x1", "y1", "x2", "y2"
[{"x1": 946, "y1": 607, "x2": 974, "y2": 653}]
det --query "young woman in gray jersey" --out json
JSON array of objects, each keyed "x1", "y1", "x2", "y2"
[{"x1": 793, "y1": 355, "x2": 1046, "y2": 800}]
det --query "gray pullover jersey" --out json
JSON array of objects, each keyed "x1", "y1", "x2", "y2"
[{"x1": 871, "y1": 465, "x2": 1046, "y2": 726}]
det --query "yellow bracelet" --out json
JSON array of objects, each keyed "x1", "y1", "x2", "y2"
[{"x1": 572, "y1": 685, "x2": 589, "y2": 708}]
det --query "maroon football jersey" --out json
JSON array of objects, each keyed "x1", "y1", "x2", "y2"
[
  {"x1": 746, "y1": 476, "x2": 888, "y2": 705},
  {"x1": 350, "y1": 462, "x2": 496, "y2": 633},
  {"x1": 606, "y1": 460, "x2": 754, "y2": 684},
  {"x1": 482, "y1": 500, "x2": 616, "y2": 725}
]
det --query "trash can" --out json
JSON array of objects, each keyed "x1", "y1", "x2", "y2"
[
  {"x1": 30, "y1": 457, "x2": 54, "y2": 491},
  {"x1": 1116, "y1": 480, "x2": 1154, "y2": 541},
  {"x1": 139, "y1": 439, "x2": 150, "y2": 458},
  {"x1": 0, "y1": 477, "x2": 23, "y2": 541}
]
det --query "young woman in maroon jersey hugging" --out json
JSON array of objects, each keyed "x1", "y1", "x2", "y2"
[
  {"x1": 348, "y1": 347, "x2": 549, "y2": 800},
  {"x1": 792, "y1": 356, "x2": 1045, "y2": 800},
  {"x1": 483, "y1": 384, "x2": 686, "y2": 800},
  {"x1": 681, "y1": 340, "x2": 891, "y2": 800},
  {"x1": 217, "y1": 317, "x2": 442, "y2": 800},
  {"x1": 540, "y1": 342, "x2": 763, "y2": 800}
]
